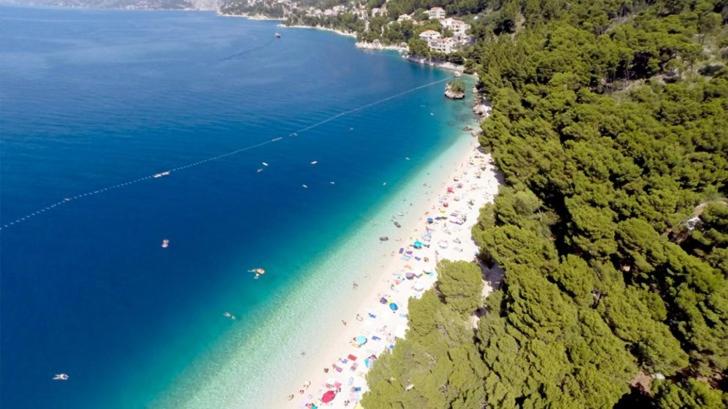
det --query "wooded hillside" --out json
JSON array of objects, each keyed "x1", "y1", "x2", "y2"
[{"x1": 363, "y1": 1, "x2": 728, "y2": 407}]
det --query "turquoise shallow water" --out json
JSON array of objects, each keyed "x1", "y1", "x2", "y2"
[{"x1": 0, "y1": 6, "x2": 473, "y2": 408}]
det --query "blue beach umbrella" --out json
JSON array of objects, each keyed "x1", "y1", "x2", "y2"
[
  {"x1": 389, "y1": 302, "x2": 399, "y2": 312},
  {"x1": 354, "y1": 336, "x2": 367, "y2": 346}
]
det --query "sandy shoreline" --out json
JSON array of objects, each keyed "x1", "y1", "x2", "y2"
[{"x1": 272, "y1": 137, "x2": 499, "y2": 408}]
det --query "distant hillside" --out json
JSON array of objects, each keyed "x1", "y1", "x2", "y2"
[{"x1": 0, "y1": 0, "x2": 220, "y2": 10}]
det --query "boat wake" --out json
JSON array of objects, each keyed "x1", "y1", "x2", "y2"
[{"x1": 218, "y1": 36, "x2": 277, "y2": 62}]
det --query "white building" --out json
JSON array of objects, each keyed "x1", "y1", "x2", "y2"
[
  {"x1": 418, "y1": 29, "x2": 441, "y2": 41},
  {"x1": 354, "y1": 6, "x2": 368, "y2": 19},
  {"x1": 397, "y1": 14, "x2": 412, "y2": 23},
  {"x1": 371, "y1": 5, "x2": 387, "y2": 17},
  {"x1": 429, "y1": 37, "x2": 457, "y2": 54},
  {"x1": 427, "y1": 7, "x2": 446, "y2": 20},
  {"x1": 441, "y1": 18, "x2": 470, "y2": 37}
]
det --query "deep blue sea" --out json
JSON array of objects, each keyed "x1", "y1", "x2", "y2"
[{"x1": 0, "y1": 6, "x2": 472, "y2": 408}]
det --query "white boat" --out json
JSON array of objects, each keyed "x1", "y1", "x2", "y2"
[
  {"x1": 275, "y1": 32, "x2": 281, "y2": 38},
  {"x1": 249, "y1": 267, "x2": 266, "y2": 279},
  {"x1": 153, "y1": 171, "x2": 171, "y2": 179},
  {"x1": 302, "y1": 184, "x2": 308, "y2": 189},
  {"x1": 256, "y1": 168, "x2": 264, "y2": 173},
  {"x1": 161, "y1": 239, "x2": 170, "y2": 248},
  {"x1": 310, "y1": 160, "x2": 318, "y2": 165},
  {"x1": 53, "y1": 373, "x2": 69, "y2": 381},
  {"x1": 262, "y1": 162, "x2": 269, "y2": 167}
]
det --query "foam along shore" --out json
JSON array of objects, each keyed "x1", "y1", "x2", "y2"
[
  {"x1": 217, "y1": 12, "x2": 285, "y2": 21},
  {"x1": 283, "y1": 142, "x2": 499, "y2": 408},
  {"x1": 284, "y1": 24, "x2": 358, "y2": 38}
]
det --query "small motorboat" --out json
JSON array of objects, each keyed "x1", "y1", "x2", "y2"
[
  {"x1": 310, "y1": 160, "x2": 318, "y2": 165},
  {"x1": 302, "y1": 184, "x2": 308, "y2": 189},
  {"x1": 249, "y1": 268, "x2": 266, "y2": 279},
  {"x1": 153, "y1": 171, "x2": 171, "y2": 179},
  {"x1": 256, "y1": 168, "x2": 264, "y2": 173},
  {"x1": 223, "y1": 311, "x2": 237, "y2": 320},
  {"x1": 53, "y1": 373, "x2": 69, "y2": 381},
  {"x1": 275, "y1": 32, "x2": 281, "y2": 38},
  {"x1": 161, "y1": 239, "x2": 170, "y2": 248},
  {"x1": 262, "y1": 162, "x2": 269, "y2": 167}
]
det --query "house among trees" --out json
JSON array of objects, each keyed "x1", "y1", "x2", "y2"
[
  {"x1": 418, "y1": 29, "x2": 441, "y2": 42},
  {"x1": 427, "y1": 7, "x2": 446, "y2": 20},
  {"x1": 371, "y1": 5, "x2": 387, "y2": 17},
  {"x1": 441, "y1": 17, "x2": 470, "y2": 39}
]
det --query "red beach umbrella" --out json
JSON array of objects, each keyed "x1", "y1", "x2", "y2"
[{"x1": 321, "y1": 390, "x2": 336, "y2": 403}]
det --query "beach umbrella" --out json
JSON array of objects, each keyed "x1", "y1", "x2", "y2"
[
  {"x1": 354, "y1": 335, "x2": 368, "y2": 346},
  {"x1": 389, "y1": 303, "x2": 399, "y2": 312},
  {"x1": 379, "y1": 297, "x2": 387, "y2": 304},
  {"x1": 321, "y1": 390, "x2": 336, "y2": 403}
]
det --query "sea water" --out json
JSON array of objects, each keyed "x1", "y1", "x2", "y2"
[{"x1": 0, "y1": 6, "x2": 474, "y2": 408}]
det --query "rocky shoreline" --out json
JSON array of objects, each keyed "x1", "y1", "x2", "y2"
[
  {"x1": 444, "y1": 85, "x2": 465, "y2": 99},
  {"x1": 355, "y1": 40, "x2": 407, "y2": 53}
]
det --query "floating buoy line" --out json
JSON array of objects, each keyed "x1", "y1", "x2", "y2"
[{"x1": 0, "y1": 77, "x2": 451, "y2": 232}]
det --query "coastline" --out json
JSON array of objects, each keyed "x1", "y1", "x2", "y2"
[
  {"x1": 152, "y1": 129, "x2": 494, "y2": 409},
  {"x1": 220, "y1": 14, "x2": 487, "y2": 408},
  {"x1": 277, "y1": 137, "x2": 499, "y2": 408},
  {"x1": 217, "y1": 12, "x2": 285, "y2": 21},
  {"x1": 149, "y1": 13, "x2": 490, "y2": 409},
  {"x1": 220, "y1": 12, "x2": 467, "y2": 73},
  {"x1": 284, "y1": 24, "x2": 358, "y2": 38}
]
